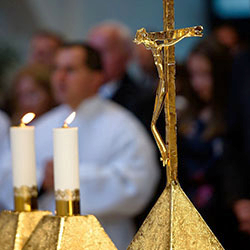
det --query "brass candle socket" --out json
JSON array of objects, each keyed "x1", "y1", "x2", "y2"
[
  {"x1": 14, "y1": 186, "x2": 38, "y2": 212},
  {"x1": 55, "y1": 189, "x2": 80, "y2": 216}
]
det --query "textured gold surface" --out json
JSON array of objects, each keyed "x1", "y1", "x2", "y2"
[
  {"x1": 0, "y1": 210, "x2": 51, "y2": 250},
  {"x1": 128, "y1": 182, "x2": 224, "y2": 250},
  {"x1": 23, "y1": 214, "x2": 118, "y2": 250},
  {"x1": 14, "y1": 186, "x2": 38, "y2": 212},
  {"x1": 128, "y1": 186, "x2": 171, "y2": 249},
  {"x1": 129, "y1": 0, "x2": 224, "y2": 248},
  {"x1": 164, "y1": 0, "x2": 178, "y2": 184},
  {"x1": 55, "y1": 189, "x2": 80, "y2": 216}
]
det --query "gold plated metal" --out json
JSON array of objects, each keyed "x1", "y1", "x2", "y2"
[
  {"x1": 55, "y1": 189, "x2": 80, "y2": 216},
  {"x1": 127, "y1": 181, "x2": 224, "y2": 249},
  {"x1": 129, "y1": 0, "x2": 225, "y2": 249},
  {"x1": 14, "y1": 185, "x2": 38, "y2": 212},
  {"x1": 23, "y1": 214, "x2": 118, "y2": 250},
  {"x1": 0, "y1": 210, "x2": 51, "y2": 250},
  {"x1": 56, "y1": 200, "x2": 80, "y2": 216},
  {"x1": 134, "y1": 23, "x2": 202, "y2": 177}
]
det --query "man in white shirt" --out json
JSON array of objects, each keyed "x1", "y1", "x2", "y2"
[{"x1": 33, "y1": 43, "x2": 159, "y2": 250}]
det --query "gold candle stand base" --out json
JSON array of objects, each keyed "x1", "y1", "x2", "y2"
[
  {"x1": 22, "y1": 214, "x2": 117, "y2": 250},
  {"x1": 128, "y1": 181, "x2": 224, "y2": 250},
  {"x1": 0, "y1": 210, "x2": 51, "y2": 250}
]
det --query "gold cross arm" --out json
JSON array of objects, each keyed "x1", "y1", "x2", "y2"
[
  {"x1": 137, "y1": 25, "x2": 203, "y2": 43},
  {"x1": 134, "y1": 26, "x2": 203, "y2": 49},
  {"x1": 147, "y1": 25, "x2": 203, "y2": 41}
]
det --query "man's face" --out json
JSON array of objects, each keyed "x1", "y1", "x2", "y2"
[
  {"x1": 51, "y1": 47, "x2": 96, "y2": 108},
  {"x1": 29, "y1": 36, "x2": 59, "y2": 66},
  {"x1": 89, "y1": 30, "x2": 128, "y2": 82}
]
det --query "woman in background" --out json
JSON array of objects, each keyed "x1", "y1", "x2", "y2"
[
  {"x1": 9, "y1": 64, "x2": 55, "y2": 125},
  {"x1": 177, "y1": 38, "x2": 232, "y2": 247}
]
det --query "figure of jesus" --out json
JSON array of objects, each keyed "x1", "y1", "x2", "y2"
[{"x1": 134, "y1": 26, "x2": 203, "y2": 166}]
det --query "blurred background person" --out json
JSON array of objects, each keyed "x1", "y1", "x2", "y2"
[
  {"x1": 177, "y1": 38, "x2": 232, "y2": 247},
  {"x1": 0, "y1": 44, "x2": 18, "y2": 111},
  {"x1": 175, "y1": 64, "x2": 190, "y2": 117},
  {"x1": 134, "y1": 42, "x2": 158, "y2": 92},
  {"x1": 213, "y1": 23, "x2": 242, "y2": 56},
  {"x1": 8, "y1": 64, "x2": 55, "y2": 125},
  {"x1": 87, "y1": 21, "x2": 153, "y2": 129},
  {"x1": 28, "y1": 30, "x2": 63, "y2": 67}
]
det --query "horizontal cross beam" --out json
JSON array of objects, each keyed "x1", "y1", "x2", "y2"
[{"x1": 147, "y1": 25, "x2": 203, "y2": 41}]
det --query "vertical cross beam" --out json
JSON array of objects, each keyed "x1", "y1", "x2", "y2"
[{"x1": 163, "y1": 0, "x2": 178, "y2": 185}]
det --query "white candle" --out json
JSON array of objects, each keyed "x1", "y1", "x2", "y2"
[
  {"x1": 53, "y1": 112, "x2": 80, "y2": 191},
  {"x1": 10, "y1": 113, "x2": 37, "y2": 188}
]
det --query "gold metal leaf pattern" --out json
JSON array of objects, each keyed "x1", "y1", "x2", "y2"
[
  {"x1": 127, "y1": 183, "x2": 224, "y2": 249},
  {"x1": 0, "y1": 210, "x2": 51, "y2": 250},
  {"x1": 55, "y1": 189, "x2": 80, "y2": 201},
  {"x1": 14, "y1": 186, "x2": 38, "y2": 198}
]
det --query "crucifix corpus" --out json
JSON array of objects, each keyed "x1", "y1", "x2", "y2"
[{"x1": 128, "y1": 0, "x2": 225, "y2": 249}]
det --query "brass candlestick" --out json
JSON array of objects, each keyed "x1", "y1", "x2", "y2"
[
  {"x1": 128, "y1": 0, "x2": 224, "y2": 249},
  {"x1": 22, "y1": 188, "x2": 117, "y2": 250},
  {"x1": 14, "y1": 185, "x2": 38, "y2": 212},
  {"x1": 0, "y1": 185, "x2": 51, "y2": 250},
  {"x1": 55, "y1": 189, "x2": 80, "y2": 216}
]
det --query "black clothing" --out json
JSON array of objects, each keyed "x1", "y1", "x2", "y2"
[{"x1": 223, "y1": 49, "x2": 250, "y2": 250}]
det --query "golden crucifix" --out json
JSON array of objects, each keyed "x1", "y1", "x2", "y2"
[
  {"x1": 128, "y1": 0, "x2": 224, "y2": 249},
  {"x1": 134, "y1": 25, "x2": 202, "y2": 181}
]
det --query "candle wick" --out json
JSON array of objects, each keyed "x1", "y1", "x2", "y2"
[
  {"x1": 20, "y1": 122, "x2": 26, "y2": 127},
  {"x1": 63, "y1": 122, "x2": 69, "y2": 128}
]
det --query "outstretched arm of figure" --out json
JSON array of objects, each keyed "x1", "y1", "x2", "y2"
[{"x1": 158, "y1": 30, "x2": 191, "y2": 48}]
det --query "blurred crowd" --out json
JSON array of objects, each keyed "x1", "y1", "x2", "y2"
[{"x1": 0, "y1": 21, "x2": 249, "y2": 250}]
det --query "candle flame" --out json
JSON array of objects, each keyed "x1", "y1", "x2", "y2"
[
  {"x1": 21, "y1": 112, "x2": 36, "y2": 126},
  {"x1": 63, "y1": 112, "x2": 76, "y2": 127}
]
